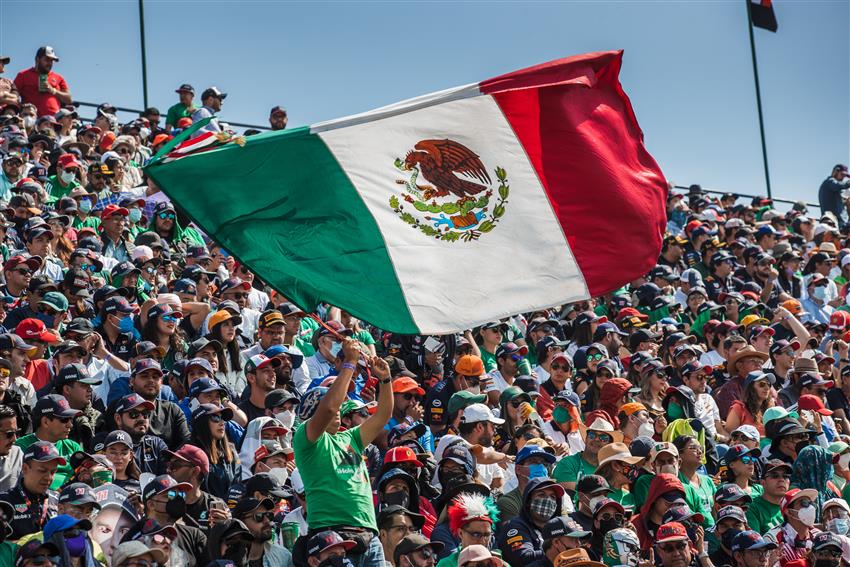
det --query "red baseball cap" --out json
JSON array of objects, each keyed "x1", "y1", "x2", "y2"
[
  {"x1": 57, "y1": 153, "x2": 80, "y2": 169},
  {"x1": 164, "y1": 444, "x2": 210, "y2": 477},
  {"x1": 15, "y1": 318, "x2": 60, "y2": 344},
  {"x1": 781, "y1": 488, "x2": 819, "y2": 514},
  {"x1": 830, "y1": 311, "x2": 850, "y2": 332},
  {"x1": 383, "y1": 446, "x2": 423, "y2": 468},
  {"x1": 101, "y1": 204, "x2": 129, "y2": 219},
  {"x1": 798, "y1": 394, "x2": 833, "y2": 416},
  {"x1": 392, "y1": 376, "x2": 425, "y2": 396},
  {"x1": 3, "y1": 255, "x2": 42, "y2": 272},
  {"x1": 656, "y1": 522, "x2": 689, "y2": 544}
]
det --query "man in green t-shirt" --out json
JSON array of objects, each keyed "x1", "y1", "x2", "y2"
[
  {"x1": 44, "y1": 153, "x2": 81, "y2": 202},
  {"x1": 553, "y1": 417, "x2": 621, "y2": 491},
  {"x1": 165, "y1": 83, "x2": 196, "y2": 132},
  {"x1": 293, "y1": 338, "x2": 393, "y2": 566},
  {"x1": 14, "y1": 394, "x2": 82, "y2": 489},
  {"x1": 746, "y1": 459, "x2": 790, "y2": 534}
]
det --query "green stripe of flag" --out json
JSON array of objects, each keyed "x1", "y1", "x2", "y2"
[{"x1": 145, "y1": 127, "x2": 419, "y2": 332}]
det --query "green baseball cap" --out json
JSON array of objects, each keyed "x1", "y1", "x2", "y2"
[
  {"x1": 830, "y1": 441, "x2": 850, "y2": 455},
  {"x1": 340, "y1": 399, "x2": 368, "y2": 417},
  {"x1": 447, "y1": 390, "x2": 486, "y2": 415},
  {"x1": 39, "y1": 291, "x2": 69, "y2": 312}
]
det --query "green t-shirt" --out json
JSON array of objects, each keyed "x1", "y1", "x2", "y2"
[
  {"x1": 44, "y1": 175, "x2": 80, "y2": 203},
  {"x1": 552, "y1": 452, "x2": 597, "y2": 484},
  {"x1": 436, "y1": 550, "x2": 459, "y2": 567},
  {"x1": 480, "y1": 348, "x2": 497, "y2": 373},
  {"x1": 0, "y1": 542, "x2": 16, "y2": 567},
  {"x1": 746, "y1": 496, "x2": 782, "y2": 535},
  {"x1": 292, "y1": 422, "x2": 376, "y2": 530},
  {"x1": 71, "y1": 215, "x2": 100, "y2": 231},
  {"x1": 165, "y1": 102, "x2": 194, "y2": 127},
  {"x1": 353, "y1": 329, "x2": 375, "y2": 346},
  {"x1": 610, "y1": 487, "x2": 635, "y2": 514},
  {"x1": 679, "y1": 472, "x2": 717, "y2": 528},
  {"x1": 15, "y1": 434, "x2": 83, "y2": 490}
]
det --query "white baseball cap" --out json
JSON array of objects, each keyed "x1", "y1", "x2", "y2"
[{"x1": 461, "y1": 403, "x2": 505, "y2": 425}]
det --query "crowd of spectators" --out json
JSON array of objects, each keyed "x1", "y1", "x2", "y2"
[{"x1": 0, "y1": 45, "x2": 850, "y2": 567}]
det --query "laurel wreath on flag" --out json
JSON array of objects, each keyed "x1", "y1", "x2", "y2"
[{"x1": 389, "y1": 166, "x2": 510, "y2": 242}]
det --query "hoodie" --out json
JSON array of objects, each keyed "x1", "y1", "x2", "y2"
[
  {"x1": 588, "y1": 377, "x2": 634, "y2": 428},
  {"x1": 630, "y1": 473, "x2": 685, "y2": 552},
  {"x1": 496, "y1": 478, "x2": 563, "y2": 566}
]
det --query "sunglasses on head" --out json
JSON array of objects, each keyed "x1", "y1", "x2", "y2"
[{"x1": 158, "y1": 212, "x2": 175, "y2": 220}]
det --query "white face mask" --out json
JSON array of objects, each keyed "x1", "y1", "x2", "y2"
[
  {"x1": 139, "y1": 127, "x2": 151, "y2": 140},
  {"x1": 796, "y1": 504, "x2": 817, "y2": 527},
  {"x1": 275, "y1": 410, "x2": 295, "y2": 430},
  {"x1": 812, "y1": 286, "x2": 827, "y2": 301},
  {"x1": 268, "y1": 467, "x2": 288, "y2": 485},
  {"x1": 658, "y1": 464, "x2": 678, "y2": 476},
  {"x1": 839, "y1": 454, "x2": 850, "y2": 470},
  {"x1": 60, "y1": 170, "x2": 76, "y2": 184},
  {"x1": 22, "y1": 116, "x2": 35, "y2": 129},
  {"x1": 637, "y1": 422, "x2": 655, "y2": 438}
]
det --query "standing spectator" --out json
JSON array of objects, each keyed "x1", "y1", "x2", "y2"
[
  {"x1": 818, "y1": 165, "x2": 849, "y2": 224},
  {"x1": 13, "y1": 46, "x2": 72, "y2": 117},
  {"x1": 191, "y1": 87, "x2": 226, "y2": 136},
  {"x1": 0, "y1": 54, "x2": 18, "y2": 107},
  {"x1": 166, "y1": 84, "x2": 196, "y2": 132}
]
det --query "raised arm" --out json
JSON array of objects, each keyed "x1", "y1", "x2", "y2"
[
  {"x1": 358, "y1": 356, "x2": 394, "y2": 446},
  {"x1": 305, "y1": 338, "x2": 358, "y2": 442}
]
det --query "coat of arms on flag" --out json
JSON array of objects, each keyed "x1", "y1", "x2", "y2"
[{"x1": 390, "y1": 138, "x2": 510, "y2": 242}]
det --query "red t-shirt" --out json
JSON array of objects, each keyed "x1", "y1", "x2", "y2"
[
  {"x1": 13, "y1": 67, "x2": 68, "y2": 116},
  {"x1": 25, "y1": 359, "x2": 52, "y2": 392}
]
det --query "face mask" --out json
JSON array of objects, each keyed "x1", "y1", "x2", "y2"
[
  {"x1": 91, "y1": 469, "x2": 113, "y2": 487},
  {"x1": 599, "y1": 517, "x2": 623, "y2": 534},
  {"x1": 165, "y1": 495, "x2": 186, "y2": 519},
  {"x1": 814, "y1": 560, "x2": 840, "y2": 567},
  {"x1": 268, "y1": 467, "x2": 289, "y2": 485},
  {"x1": 529, "y1": 495, "x2": 558, "y2": 521},
  {"x1": 60, "y1": 170, "x2": 76, "y2": 184},
  {"x1": 79, "y1": 199, "x2": 93, "y2": 213},
  {"x1": 35, "y1": 312, "x2": 55, "y2": 329},
  {"x1": 275, "y1": 410, "x2": 295, "y2": 430},
  {"x1": 659, "y1": 464, "x2": 678, "y2": 476},
  {"x1": 796, "y1": 504, "x2": 817, "y2": 527},
  {"x1": 552, "y1": 406, "x2": 570, "y2": 424},
  {"x1": 839, "y1": 454, "x2": 850, "y2": 470},
  {"x1": 671, "y1": 210, "x2": 687, "y2": 227},
  {"x1": 128, "y1": 208, "x2": 142, "y2": 223},
  {"x1": 329, "y1": 341, "x2": 342, "y2": 358},
  {"x1": 795, "y1": 440, "x2": 809, "y2": 456},
  {"x1": 382, "y1": 491, "x2": 410, "y2": 509},
  {"x1": 117, "y1": 315, "x2": 135, "y2": 334},
  {"x1": 139, "y1": 127, "x2": 151, "y2": 140},
  {"x1": 812, "y1": 286, "x2": 827, "y2": 301},
  {"x1": 827, "y1": 518, "x2": 850, "y2": 536},
  {"x1": 637, "y1": 422, "x2": 655, "y2": 438},
  {"x1": 439, "y1": 469, "x2": 466, "y2": 489},
  {"x1": 667, "y1": 401, "x2": 684, "y2": 420},
  {"x1": 318, "y1": 556, "x2": 355, "y2": 567},
  {"x1": 527, "y1": 464, "x2": 549, "y2": 480},
  {"x1": 65, "y1": 533, "x2": 87, "y2": 557},
  {"x1": 23, "y1": 116, "x2": 35, "y2": 129}
]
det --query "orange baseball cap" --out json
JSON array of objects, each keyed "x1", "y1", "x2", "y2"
[
  {"x1": 781, "y1": 299, "x2": 805, "y2": 316},
  {"x1": 392, "y1": 377, "x2": 425, "y2": 396},
  {"x1": 454, "y1": 355, "x2": 485, "y2": 376}
]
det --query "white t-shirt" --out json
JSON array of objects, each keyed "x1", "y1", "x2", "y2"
[
  {"x1": 699, "y1": 350, "x2": 724, "y2": 367},
  {"x1": 694, "y1": 392, "x2": 720, "y2": 437}
]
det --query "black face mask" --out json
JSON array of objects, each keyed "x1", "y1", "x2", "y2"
[
  {"x1": 599, "y1": 518, "x2": 623, "y2": 534},
  {"x1": 382, "y1": 491, "x2": 410, "y2": 509},
  {"x1": 318, "y1": 556, "x2": 354, "y2": 567},
  {"x1": 439, "y1": 469, "x2": 466, "y2": 489},
  {"x1": 814, "y1": 560, "x2": 839, "y2": 567},
  {"x1": 795, "y1": 440, "x2": 809, "y2": 456},
  {"x1": 165, "y1": 496, "x2": 186, "y2": 519}
]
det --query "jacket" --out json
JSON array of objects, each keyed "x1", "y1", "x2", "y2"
[
  {"x1": 149, "y1": 398, "x2": 192, "y2": 450},
  {"x1": 0, "y1": 480, "x2": 58, "y2": 540},
  {"x1": 496, "y1": 478, "x2": 562, "y2": 566},
  {"x1": 631, "y1": 473, "x2": 686, "y2": 552}
]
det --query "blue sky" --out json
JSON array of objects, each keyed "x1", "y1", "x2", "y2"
[{"x1": 1, "y1": 1, "x2": 847, "y2": 207}]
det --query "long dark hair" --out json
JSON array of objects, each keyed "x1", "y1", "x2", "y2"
[
  {"x1": 142, "y1": 313, "x2": 187, "y2": 357},
  {"x1": 191, "y1": 415, "x2": 235, "y2": 465},
  {"x1": 209, "y1": 323, "x2": 242, "y2": 372}
]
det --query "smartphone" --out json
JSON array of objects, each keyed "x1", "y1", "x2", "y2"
[{"x1": 38, "y1": 74, "x2": 48, "y2": 93}]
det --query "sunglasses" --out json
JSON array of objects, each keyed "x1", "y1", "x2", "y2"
[
  {"x1": 127, "y1": 410, "x2": 151, "y2": 420},
  {"x1": 401, "y1": 393, "x2": 421, "y2": 402},
  {"x1": 551, "y1": 363, "x2": 571, "y2": 371},
  {"x1": 227, "y1": 292, "x2": 250, "y2": 299},
  {"x1": 736, "y1": 455, "x2": 756, "y2": 464},
  {"x1": 658, "y1": 542, "x2": 687, "y2": 553},
  {"x1": 26, "y1": 557, "x2": 60, "y2": 566},
  {"x1": 414, "y1": 549, "x2": 435, "y2": 560},
  {"x1": 14, "y1": 268, "x2": 32, "y2": 276},
  {"x1": 796, "y1": 498, "x2": 814, "y2": 508},
  {"x1": 162, "y1": 315, "x2": 179, "y2": 323},
  {"x1": 588, "y1": 353, "x2": 604, "y2": 361},
  {"x1": 586, "y1": 431, "x2": 613, "y2": 443},
  {"x1": 208, "y1": 414, "x2": 225, "y2": 423},
  {"x1": 815, "y1": 550, "x2": 842, "y2": 559},
  {"x1": 249, "y1": 511, "x2": 274, "y2": 523},
  {"x1": 79, "y1": 263, "x2": 98, "y2": 272},
  {"x1": 0, "y1": 429, "x2": 16, "y2": 440},
  {"x1": 157, "y1": 212, "x2": 175, "y2": 220},
  {"x1": 165, "y1": 489, "x2": 185, "y2": 500},
  {"x1": 599, "y1": 512, "x2": 624, "y2": 523},
  {"x1": 51, "y1": 416, "x2": 73, "y2": 424},
  {"x1": 509, "y1": 354, "x2": 524, "y2": 362}
]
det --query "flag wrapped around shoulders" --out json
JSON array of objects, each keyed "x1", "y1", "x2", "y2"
[{"x1": 145, "y1": 50, "x2": 668, "y2": 334}]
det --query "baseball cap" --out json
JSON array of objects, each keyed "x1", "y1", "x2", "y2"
[
  {"x1": 201, "y1": 86, "x2": 227, "y2": 100},
  {"x1": 188, "y1": 377, "x2": 226, "y2": 399},
  {"x1": 54, "y1": 363, "x2": 102, "y2": 388},
  {"x1": 812, "y1": 532, "x2": 843, "y2": 553},
  {"x1": 394, "y1": 534, "x2": 443, "y2": 566},
  {"x1": 23, "y1": 441, "x2": 67, "y2": 465},
  {"x1": 575, "y1": 474, "x2": 612, "y2": 495},
  {"x1": 798, "y1": 394, "x2": 833, "y2": 416},
  {"x1": 461, "y1": 403, "x2": 505, "y2": 425},
  {"x1": 245, "y1": 354, "x2": 281, "y2": 374},
  {"x1": 383, "y1": 446, "x2": 424, "y2": 468},
  {"x1": 164, "y1": 444, "x2": 210, "y2": 477},
  {"x1": 264, "y1": 389, "x2": 299, "y2": 410},
  {"x1": 542, "y1": 516, "x2": 591, "y2": 539},
  {"x1": 115, "y1": 393, "x2": 155, "y2": 413},
  {"x1": 15, "y1": 540, "x2": 60, "y2": 567},
  {"x1": 14, "y1": 318, "x2": 60, "y2": 344},
  {"x1": 447, "y1": 390, "x2": 487, "y2": 415},
  {"x1": 58, "y1": 482, "x2": 101, "y2": 509},
  {"x1": 455, "y1": 355, "x2": 485, "y2": 376},
  {"x1": 715, "y1": 483, "x2": 753, "y2": 505},
  {"x1": 244, "y1": 472, "x2": 289, "y2": 499},
  {"x1": 715, "y1": 505, "x2": 747, "y2": 524},
  {"x1": 132, "y1": 358, "x2": 163, "y2": 377},
  {"x1": 142, "y1": 474, "x2": 192, "y2": 503},
  {"x1": 731, "y1": 531, "x2": 778, "y2": 552},
  {"x1": 306, "y1": 530, "x2": 356, "y2": 558},
  {"x1": 656, "y1": 522, "x2": 689, "y2": 544},
  {"x1": 34, "y1": 394, "x2": 82, "y2": 419},
  {"x1": 392, "y1": 376, "x2": 425, "y2": 396},
  {"x1": 780, "y1": 488, "x2": 819, "y2": 513}
]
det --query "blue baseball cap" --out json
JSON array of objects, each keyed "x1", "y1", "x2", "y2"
[
  {"x1": 185, "y1": 357, "x2": 214, "y2": 376},
  {"x1": 553, "y1": 390, "x2": 580, "y2": 406},
  {"x1": 172, "y1": 278, "x2": 197, "y2": 294},
  {"x1": 744, "y1": 371, "x2": 776, "y2": 389},
  {"x1": 188, "y1": 377, "x2": 226, "y2": 398},
  {"x1": 44, "y1": 514, "x2": 92, "y2": 541},
  {"x1": 731, "y1": 530, "x2": 778, "y2": 552},
  {"x1": 516, "y1": 445, "x2": 556, "y2": 465},
  {"x1": 440, "y1": 443, "x2": 476, "y2": 477},
  {"x1": 264, "y1": 344, "x2": 304, "y2": 369}
]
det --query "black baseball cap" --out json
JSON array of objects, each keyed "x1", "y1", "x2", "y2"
[
  {"x1": 142, "y1": 474, "x2": 192, "y2": 503},
  {"x1": 59, "y1": 482, "x2": 101, "y2": 509},
  {"x1": 55, "y1": 363, "x2": 101, "y2": 388},
  {"x1": 264, "y1": 389, "x2": 299, "y2": 410},
  {"x1": 541, "y1": 516, "x2": 591, "y2": 539},
  {"x1": 175, "y1": 84, "x2": 194, "y2": 94},
  {"x1": 232, "y1": 497, "x2": 274, "y2": 519},
  {"x1": 244, "y1": 473, "x2": 288, "y2": 499},
  {"x1": 576, "y1": 474, "x2": 612, "y2": 495},
  {"x1": 34, "y1": 394, "x2": 82, "y2": 419},
  {"x1": 378, "y1": 504, "x2": 425, "y2": 531}
]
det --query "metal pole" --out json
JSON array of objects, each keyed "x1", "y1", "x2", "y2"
[
  {"x1": 139, "y1": 0, "x2": 149, "y2": 109},
  {"x1": 746, "y1": 0, "x2": 772, "y2": 198}
]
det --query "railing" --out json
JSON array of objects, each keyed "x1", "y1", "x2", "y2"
[
  {"x1": 671, "y1": 184, "x2": 820, "y2": 214},
  {"x1": 71, "y1": 100, "x2": 270, "y2": 132}
]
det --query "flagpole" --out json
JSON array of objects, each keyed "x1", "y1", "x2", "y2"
[
  {"x1": 746, "y1": 0, "x2": 772, "y2": 199},
  {"x1": 139, "y1": 0, "x2": 149, "y2": 109}
]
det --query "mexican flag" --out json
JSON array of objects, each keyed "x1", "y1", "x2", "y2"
[{"x1": 145, "y1": 50, "x2": 667, "y2": 334}]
